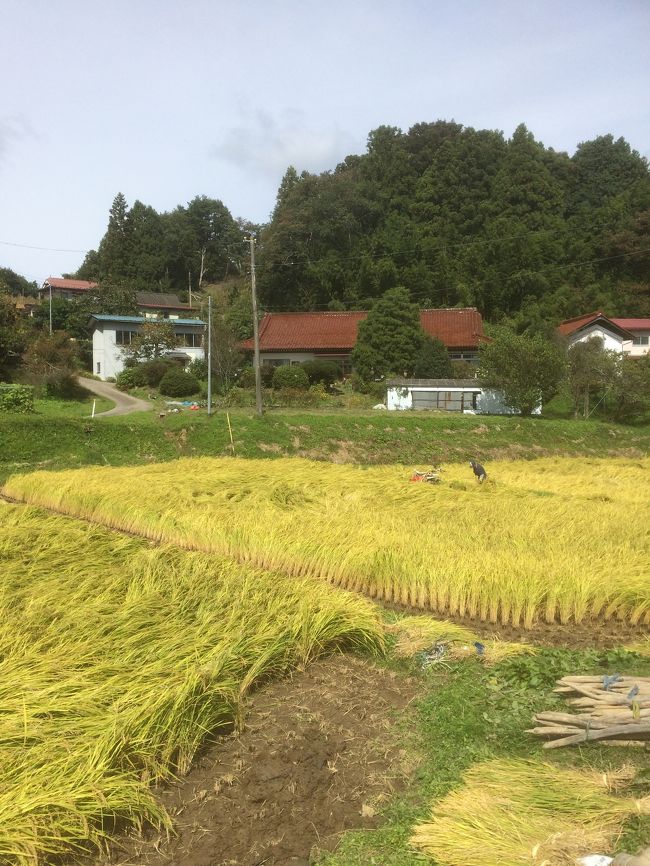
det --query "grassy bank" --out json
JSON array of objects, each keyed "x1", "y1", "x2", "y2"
[{"x1": 1, "y1": 408, "x2": 649, "y2": 482}]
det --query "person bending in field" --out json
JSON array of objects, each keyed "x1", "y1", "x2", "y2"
[{"x1": 469, "y1": 460, "x2": 487, "y2": 483}]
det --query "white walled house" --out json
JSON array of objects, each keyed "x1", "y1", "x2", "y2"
[
  {"x1": 610, "y1": 318, "x2": 650, "y2": 357},
  {"x1": 91, "y1": 315, "x2": 205, "y2": 380},
  {"x1": 558, "y1": 312, "x2": 636, "y2": 355},
  {"x1": 386, "y1": 378, "x2": 538, "y2": 415}
]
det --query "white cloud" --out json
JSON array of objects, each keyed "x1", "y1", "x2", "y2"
[{"x1": 211, "y1": 109, "x2": 359, "y2": 177}]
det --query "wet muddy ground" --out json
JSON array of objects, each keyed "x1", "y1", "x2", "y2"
[{"x1": 93, "y1": 655, "x2": 418, "y2": 866}]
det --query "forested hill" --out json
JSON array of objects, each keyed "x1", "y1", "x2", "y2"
[
  {"x1": 258, "y1": 122, "x2": 650, "y2": 331},
  {"x1": 73, "y1": 121, "x2": 649, "y2": 332}
]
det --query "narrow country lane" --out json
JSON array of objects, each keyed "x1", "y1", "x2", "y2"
[{"x1": 78, "y1": 377, "x2": 152, "y2": 417}]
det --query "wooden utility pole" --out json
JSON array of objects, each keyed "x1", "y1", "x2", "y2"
[
  {"x1": 188, "y1": 270, "x2": 192, "y2": 309},
  {"x1": 246, "y1": 235, "x2": 263, "y2": 416},
  {"x1": 207, "y1": 295, "x2": 212, "y2": 416}
]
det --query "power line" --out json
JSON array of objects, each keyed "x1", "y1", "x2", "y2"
[{"x1": 0, "y1": 239, "x2": 87, "y2": 253}]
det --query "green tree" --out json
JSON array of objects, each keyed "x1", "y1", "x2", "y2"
[
  {"x1": 209, "y1": 314, "x2": 244, "y2": 393},
  {"x1": 566, "y1": 337, "x2": 619, "y2": 419},
  {"x1": 413, "y1": 336, "x2": 453, "y2": 378},
  {"x1": 122, "y1": 321, "x2": 177, "y2": 363},
  {"x1": 0, "y1": 267, "x2": 38, "y2": 296},
  {"x1": 351, "y1": 287, "x2": 427, "y2": 380},
  {"x1": 610, "y1": 355, "x2": 650, "y2": 422},
  {"x1": 0, "y1": 295, "x2": 25, "y2": 379},
  {"x1": 23, "y1": 331, "x2": 78, "y2": 376},
  {"x1": 479, "y1": 329, "x2": 566, "y2": 415},
  {"x1": 98, "y1": 193, "x2": 131, "y2": 278}
]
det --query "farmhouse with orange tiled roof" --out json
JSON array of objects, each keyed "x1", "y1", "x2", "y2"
[
  {"x1": 558, "y1": 311, "x2": 650, "y2": 357},
  {"x1": 241, "y1": 307, "x2": 484, "y2": 371}
]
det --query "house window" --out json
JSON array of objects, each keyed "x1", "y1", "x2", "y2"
[
  {"x1": 116, "y1": 330, "x2": 137, "y2": 346},
  {"x1": 262, "y1": 359, "x2": 289, "y2": 367},
  {"x1": 181, "y1": 332, "x2": 203, "y2": 347},
  {"x1": 633, "y1": 335, "x2": 649, "y2": 346},
  {"x1": 96, "y1": 362, "x2": 101, "y2": 375}
]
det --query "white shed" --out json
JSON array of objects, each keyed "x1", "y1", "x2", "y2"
[{"x1": 385, "y1": 378, "x2": 533, "y2": 415}]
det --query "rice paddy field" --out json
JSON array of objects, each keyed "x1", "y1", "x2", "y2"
[
  {"x1": 0, "y1": 504, "x2": 383, "y2": 864},
  {"x1": 4, "y1": 455, "x2": 649, "y2": 628},
  {"x1": 1, "y1": 454, "x2": 649, "y2": 865}
]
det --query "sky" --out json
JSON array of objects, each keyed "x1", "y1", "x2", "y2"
[{"x1": 1, "y1": 0, "x2": 649, "y2": 284}]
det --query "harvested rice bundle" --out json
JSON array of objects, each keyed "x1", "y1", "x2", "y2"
[
  {"x1": 411, "y1": 759, "x2": 649, "y2": 866},
  {"x1": 386, "y1": 616, "x2": 478, "y2": 657},
  {"x1": 386, "y1": 618, "x2": 535, "y2": 666}
]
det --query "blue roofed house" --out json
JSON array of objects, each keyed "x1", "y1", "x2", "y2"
[{"x1": 91, "y1": 314, "x2": 206, "y2": 380}]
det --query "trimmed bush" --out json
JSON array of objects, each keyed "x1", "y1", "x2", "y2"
[
  {"x1": 139, "y1": 359, "x2": 172, "y2": 387},
  {"x1": 0, "y1": 384, "x2": 34, "y2": 413},
  {"x1": 159, "y1": 368, "x2": 200, "y2": 397},
  {"x1": 272, "y1": 365, "x2": 309, "y2": 391},
  {"x1": 301, "y1": 359, "x2": 341, "y2": 387}
]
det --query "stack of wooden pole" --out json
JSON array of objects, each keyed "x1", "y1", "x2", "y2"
[{"x1": 528, "y1": 675, "x2": 650, "y2": 749}]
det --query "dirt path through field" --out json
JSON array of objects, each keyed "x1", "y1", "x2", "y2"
[{"x1": 92, "y1": 655, "x2": 418, "y2": 866}]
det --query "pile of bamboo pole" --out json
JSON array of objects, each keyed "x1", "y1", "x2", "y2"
[{"x1": 528, "y1": 675, "x2": 650, "y2": 749}]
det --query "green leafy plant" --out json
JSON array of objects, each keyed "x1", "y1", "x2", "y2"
[
  {"x1": 158, "y1": 368, "x2": 200, "y2": 397},
  {"x1": 272, "y1": 365, "x2": 309, "y2": 390},
  {"x1": 0, "y1": 383, "x2": 34, "y2": 413}
]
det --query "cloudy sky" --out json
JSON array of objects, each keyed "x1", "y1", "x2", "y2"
[{"x1": 1, "y1": 0, "x2": 649, "y2": 283}]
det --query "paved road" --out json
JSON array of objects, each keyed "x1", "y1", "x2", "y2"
[{"x1": 79, "y1": 377, "x2": 152, "y2": 417}]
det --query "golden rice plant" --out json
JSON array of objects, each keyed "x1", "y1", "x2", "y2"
[
  {"x1": 3, "y1": 455, "x2": 649, "y2": 627},
  {"x1": 0, "y1": 504, "x2": 384, "y2": 864},
  {"x1": 411, "y1": 758, "x2": 650, "y2": 866}
]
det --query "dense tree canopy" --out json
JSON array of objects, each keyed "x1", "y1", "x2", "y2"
[
  {"x1": 76, "y1": 194, "x2": 247, "y2": 292},
  {"x1": 479, "y1": 329, "x2": 566, "y2": 415},
  {"x1": 257, "y1": 121, "x2": 650, "y2": 324}
]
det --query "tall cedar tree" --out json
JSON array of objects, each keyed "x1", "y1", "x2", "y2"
[{"x1": 352, "y1": 287, "x2": 431, "y2": 380}]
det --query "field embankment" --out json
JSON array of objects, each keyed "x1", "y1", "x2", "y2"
[
  {"x1": 1, "y1": 409, "x2": 649, "y2": 481},
  {"x1": 0, "y1": 503, "x2": 383, "y2": 864},
  {"x1": 5, "y1": 456, "x2": 649, "y2": 629}
]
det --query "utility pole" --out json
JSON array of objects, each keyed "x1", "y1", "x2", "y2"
[
  {"x1": 49, "y1": 283, "x2": 53, "y2": 334},
  {"x1": 207, "y1": 294, "x2": 212, "y2": 416},
  {"x1": 188, "y1": 270, "x2": 192, "y2": 309},
  {"x1": 245, "y1": 234, "x2": 263, "y2": 415}
]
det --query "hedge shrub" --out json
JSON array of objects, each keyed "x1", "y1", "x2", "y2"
[
  {"x1": 272, "y1": 365, "x2": 309, "y2": 390},
  {"x1": 115, "y1": 369, "x2": 138, "y2": 392},
  {"x1": 301, "y1": 359, "x2": 341, "y2": 386},
  {"x1": 159, "y1": 368, "x2": 200, "y2": 397},
  {"x1": 0, "y1": 384, "x2": 34, "y2": 413}
]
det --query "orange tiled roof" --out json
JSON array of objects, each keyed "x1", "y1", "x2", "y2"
[
  {"x1": 242, "y1": 308, "x2": 483, "y2": 352},
  {"x1": 558, "y1": 311, "x2": 635, "y2": 339}
]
